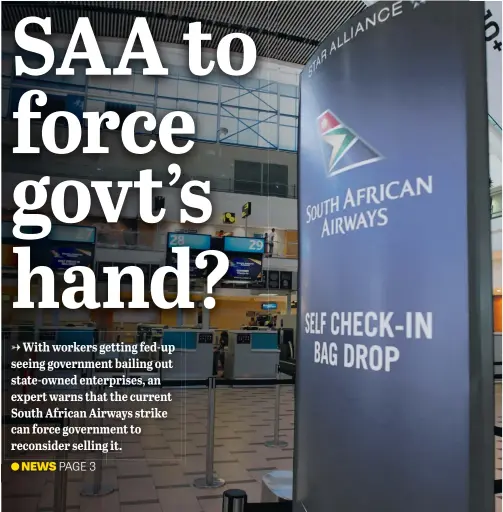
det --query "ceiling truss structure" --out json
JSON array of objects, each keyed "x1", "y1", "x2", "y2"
[{"x1": 1, "y1": 1, "x2": 367, "y2": 65}]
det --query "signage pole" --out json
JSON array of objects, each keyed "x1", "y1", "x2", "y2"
[{"x1": 294, "y1": 3, "x2": 492, "y2": 512}]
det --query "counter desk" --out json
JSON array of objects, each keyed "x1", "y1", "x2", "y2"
[
  {"x1": 32, "y1": 326, "x2": 96, "y2": 388},
  {"x1": 224, "y1": 330, "x2": 280, "y2": 380},
  {"x1": 161, "y1": 329, "x2": 214, "y2": 381},
  {"x1": 4, "y1": 324, "x2": 96, "y2": 377},
  {"x1": 39, "y1": 326, "x2": 96, "y2": 360}
]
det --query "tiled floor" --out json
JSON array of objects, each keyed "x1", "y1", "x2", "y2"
[
  {"x1": 3, "y1": 383, "x2": 501, "y2": 512},
  {"x1": 4, "y1": 384, "x2": 295, "y2": 512}
]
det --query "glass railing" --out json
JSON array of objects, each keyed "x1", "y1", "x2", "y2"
[
  {"x1": 181, "y1": 175, "x2": 297, "y2": 199},
  {"x1": 267, "y1": 241, "x2": 299, "y2": 259},
  {"x1": 96, "y1": 229, "x2": 166, "y2": 252},
  {"x1": 95, "y1": 227, "x2": 300, "y2": 259},
  {"x1": 492, "y1": 192, "x2": 502, "y2": 219}
]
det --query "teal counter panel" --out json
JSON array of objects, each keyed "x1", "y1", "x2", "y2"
[
  {"x1": 251, "y1": 332, "x2": 278, "y2": 350},
  {"x1": 163, "y1": 331, "x2": 198, "y2": 350},
  {"x1": 57, "y1": 328, "x2": 95, "y2": 345}
]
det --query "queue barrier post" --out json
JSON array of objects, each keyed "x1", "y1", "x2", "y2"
[
  {"x1": 265, "y1": 369, "x2": 288, "y2": 449},
  {"x1": 194, "y1": 377, "x2": 225, "y2": 489},
  {"x1": 81, "y1": 385, "x2": 116, "y2": 497},
  {"x1": 222, "y1": 489, "x2": 247, "y2": 511},
  {"x1": 53, "y1": 419, "x2": 69, "y2": 512},
  {"x1": 79, "y1": 369, "x2": 88, "y2": 446}
]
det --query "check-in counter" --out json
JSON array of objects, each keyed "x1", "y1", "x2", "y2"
[
  {"x1": 36, "y1": 326, "x2": 96, "y2": 388},
  {"x1": 4, "y1": 324, "x2": 95, "y2": 357},
  {"x1": 38, "y1": 326, "x2": 96, "y2": 362},
  {"x1": 224, "y1": 330, "x2": 279, "y2": 379},
  {"x1": 161, "y1": 329, "x2": 214, "y2": 380},
  {"x1": 121, "y1": 324, "x2": 165, "y2": 378}
]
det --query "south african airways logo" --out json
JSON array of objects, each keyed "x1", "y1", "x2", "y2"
[{"x1": 317, "y1": 110, "x2": 383, "y2": 177}]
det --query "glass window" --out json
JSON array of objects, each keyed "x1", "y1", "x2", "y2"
[
  {"x1": 258, "y1": 122, "x2": 277, "y2": 148},
  {"x1": 219, "y1": 115, "x2": 238, "y2": 144},
  {"x1": 258, "y1": 92, "x2": 278, "y2": 111},
  {"x1": 239, "y1": 91, "x2": 259, "y2": 110},
  {"x1": 279, "y1": 96, "x2": 297, "y2": 116},
  {"x1": 221, "y1": 86, "x2": 240, "y2": 105},
  {"x1": 195, "y1": 113, "x2": 217, "y2": 141},
  {"x1": 157, "y1": 77, "x2": 178, "y2": 98},
  {"x1": 105, "y1": 102, "x2": 136, "y2": 128},
  {"x1": 199, "y1": 83, "x2": 218, "y2": 103},
  {"x1": 234, "y1": 160, "x2": 262, "y2": 195},
  {"x1": 10, "y1": 89, "x2": 68, "y2": 123},
  {"x1": 177, "y1": 80, "x2": 198, "y2": 101},
  {"x1": 279, "y1": 125, "x2": 297, "y2": 151},
  {"x1": 264, "y1": 163, "x2": 289, "y2": 198},
  {"x1": 238, "y1": 126, "x2": 258, "y2": 147}
]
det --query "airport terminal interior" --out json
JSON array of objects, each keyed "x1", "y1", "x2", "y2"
[{"x1": 1, "y1": 1, "x2": 502, "y2": 511}]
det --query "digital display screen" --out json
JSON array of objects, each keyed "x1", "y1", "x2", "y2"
[
  {"x1": 224, "y1": 236, "x2": 265, "y2": 254},
  {"x1": 167, "y1": 251, "x2": 217, "y2": 280},
  {"x1": 167, "y1": 232, "x2": 211, "y2": 250},
  {"x1": 261, "y1": 302, "x2": 278, "y2": 310},
  {"x1": 50, "y1": 246, "x2": 94, "y2": 270},
  {"x1": 226, "y1": 255, "x2": 263, "y2": 281}
]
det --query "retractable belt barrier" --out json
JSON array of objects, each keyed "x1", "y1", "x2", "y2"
[
  {"x1": 80, "y1": 384, "x2": 116, "y2": 498},
  {"x1": 4, "y1": 367, "x2": 499, "y2": 508},
  {"x1": 214, "y1": 378, "x2": 295, "y2": 387},
  {"x1": 159, "y1": 378, "x2": 295, "y2": 388},
  {"x1": 160, "y1": 379, "x2": 209, "y2": 387},
  {"x1": 265, "y1": 367, "x2": 289, "y2": 449},
  {"x1": 4, "y1": 375, "x2": 294, "y2": 503},
  {"x1": 194, "y1": 377, "x2": 225, "y2": 489},
  {"x1": 189, "y1": 376, "x2": 294, "y2": 489}
]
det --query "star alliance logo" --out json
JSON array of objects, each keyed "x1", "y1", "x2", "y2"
[{"x1": 317, "y1": 110, "x2": 383, "y2": 177}]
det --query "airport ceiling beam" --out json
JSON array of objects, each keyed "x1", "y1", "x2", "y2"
[{"x1": 2, "y1": 1, "x2": 321, "y2": 47}]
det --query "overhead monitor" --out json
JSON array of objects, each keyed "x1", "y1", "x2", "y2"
[
  {"x1": 224, "y1": 236, "x2": 265, "y2": 254},
  {"x1": 167, "y1": 232, "x2": 211, "y2": 251},
  {"x1": 166, "y1": 232, "x2": 213, "y2": 279}
]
